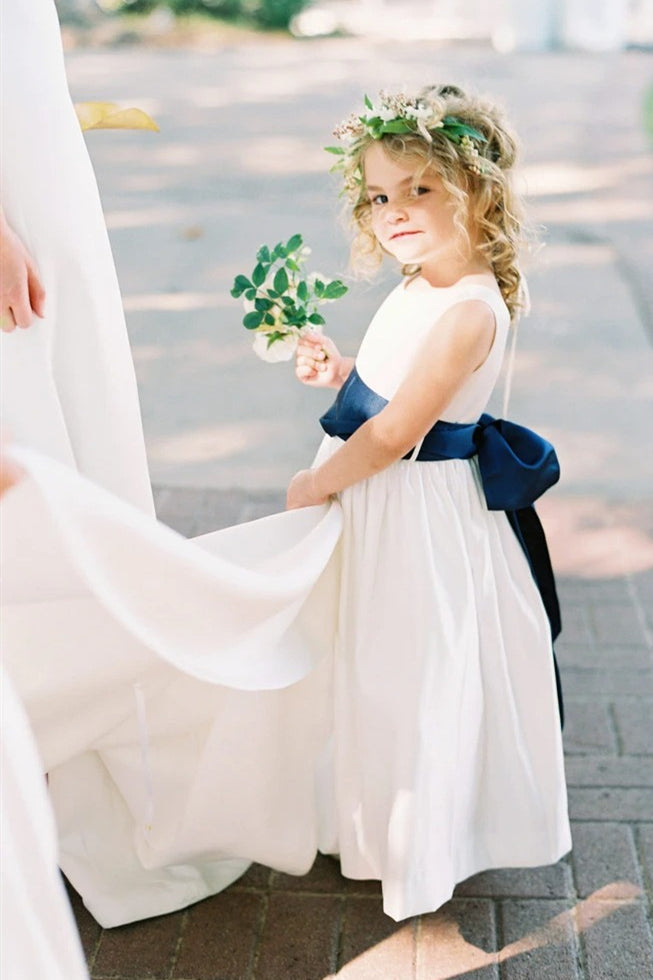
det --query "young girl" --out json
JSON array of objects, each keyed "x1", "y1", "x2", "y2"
[{"x1": 287, "y1": 83, "x2": 571, "y2": 920}]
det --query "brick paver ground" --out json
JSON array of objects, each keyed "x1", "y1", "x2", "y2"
[{"x1": 67, "y1": 491, "x2": 653, "y2": 980}]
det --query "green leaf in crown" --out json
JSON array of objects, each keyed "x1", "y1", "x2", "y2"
[{"x1": 327, "y1": 91, "x2": 491, "y2": 182}]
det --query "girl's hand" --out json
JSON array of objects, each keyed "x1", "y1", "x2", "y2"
[
  {"x1": 286, "y1": 469, "x2": 330, "y2": 510},
  {"x1": 295, "y1": 331, "x2": 345, "y2": 388},
  {"x1": 0, "y1": 214, "x2": 46, "y2": 331}
]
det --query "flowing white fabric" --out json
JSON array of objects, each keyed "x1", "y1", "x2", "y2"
[
  {"x1": 1, "y1": 277, "x2": 570, "y2": 926},
  {"x1": 0, "y1": 0, "x2": 153, "y2": 513},
  {"x1": 1, "y1": 666, "x2": 89, "y2": 980},
  {"x1": 1, "y1": 450, "x2": 341, "y2": 927}
]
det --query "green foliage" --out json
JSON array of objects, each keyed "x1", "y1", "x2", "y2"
[
  {"x1": 231, "y1": 234, "x2": 349, "y2": 358},
  {"x1": 117, "y1": 0, "x2": 310, "y2": 30}
]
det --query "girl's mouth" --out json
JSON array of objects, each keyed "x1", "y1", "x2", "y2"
[{"x1": 389, "y1": 230, "x2": 422, "y2": 241}]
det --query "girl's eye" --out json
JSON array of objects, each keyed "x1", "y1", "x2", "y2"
[
  {"x1": 370, "y1": 194, "x2": 388, "y2": 206},
  {"x1": 411, "y1": 185, "x2": 430, "y2": 197}
]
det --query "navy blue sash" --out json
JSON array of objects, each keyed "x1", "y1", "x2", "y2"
[{"x1": 320, "y1": 367, "x2": 564, "y2": 723}]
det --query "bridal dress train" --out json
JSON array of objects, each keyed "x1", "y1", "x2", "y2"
[
  {"x1": 2, "y1": 279, "x2": 570, "y2": 928},
  {"x1": 0, "y1": 0, "x2": 152, "y2": 512}
]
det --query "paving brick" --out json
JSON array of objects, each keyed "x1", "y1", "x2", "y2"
[
  {"x1": 271, "y1": 855, "x2": 381, "y2": 897},
  {"x1": 153, "y1": 487, "x2": 284, "y2": 538},
  {"x1": 555, "y1": 643, "x2": 652, "y2": 670},
  {"x1": 571, "y1": 823, "x2": 643, "y2": 898},
  {"x1": 338, "y1": 898, "x2": 415, "y2": 979},
  {"x1": 416, "y1": 899, "x2": 498, "y2": 979},
  {"x1": 562, "y1": 699, "x2": 618, "y2": 755},
  {"x1": 558, "y1": 604, "x2": 595, "y2": 644},
  {"x1": 589, "y1": 604, "x2": 650, "y2": 646},
  {"x1": 231, "y1": 863, "x2": 271, "y2": 891},
  {"x1": 172, "y1": 891, "x2": 262, "y2": 980},
  {"x1": 578, "y1": 901, "x2": 653, "y2": 980},
  {"x1": 66, "y1": 880, "x2": 102, "y2": 964},
  {"x1": 565, "y1": 756, "x2": 653, "y2": 787},
  {"x1": 92, "y1": 910, "x2": 183, "y2": 979},
  {"x1": 271, "y1": 854, "x2": 348, "y2": 894},
  {"x1": 561, "y1": 668, "x2": 653, "y2": 697},
  {"x1": 558, "y1": 579, "x2": 631, "y2": 605},
  {"x1": 632, "y1": 571, "x2": 653, "y2": 620},
  {"x1": 635, "y1": 826, "x2": 653, "y2": 894},
  {"x1": 253, "y1": 892, "x2": 339, "y2": 980},
  {"x1": 612, "y1": 699, "x2": 653, "y2": 755},
  {"x1": 454, "y1": 863, "x2": 572, "y2": 900},
  {"x1": 499, "y1": 899, "x2": 579, "y2": 980},
  {"x1": 568, "y1": 788, "x2": 653, "y2": 822}
]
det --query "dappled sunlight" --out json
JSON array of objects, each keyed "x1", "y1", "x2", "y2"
[
  {"x1": 235, "y1": 136, "x2": 330, "y2": 175},
  {"x1": 539, "y1": 495, "x2": 653, "y2": 578},
  {"x1": 148, "y1": 419, "x2": 281, "y2": 465},
  {"x1": 124, "y1": 291, "x2": 232, "y2": 312},
  {"x1": 132, "y1": 337, "x2": 246, "y2": 368},
  {"x1": 322, "y1": 883, "x2": 644, "y2": 980},
  {"x1": 535, "y1": 242, "x2": 613, "y2": 270},
  {"x1": 147, "y1": 141, "x2": 204, "y2": 166},
  {"x1": 106, "y1": 203, "x2": 195, "y2": 230},
  {"x1": 535, "y1": 195, "x2": 653, "y2": 224},
  {"x1": 521, "y1": 156, "x2": 652, "y2": 198}
]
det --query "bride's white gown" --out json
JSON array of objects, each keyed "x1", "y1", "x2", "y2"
[
  {"x1": 2, "y1": 280, "x2": 570, "y2": 927},
  {"x1": 0, "y1": 0, "x2": 152, "y2": 513}
]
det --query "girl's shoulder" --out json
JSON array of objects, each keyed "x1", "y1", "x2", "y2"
[{"x1": 400, "y1": 273, "x2": 509, "y2": 321}]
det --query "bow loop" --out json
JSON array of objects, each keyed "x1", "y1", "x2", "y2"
[{"x1": 474, "y1": 414, "x2": 560, "y2": 511}]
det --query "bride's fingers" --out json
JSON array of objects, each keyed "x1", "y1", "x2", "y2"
[{"x1": 0, "y1": 309, "x2": 17, "y2": 333}]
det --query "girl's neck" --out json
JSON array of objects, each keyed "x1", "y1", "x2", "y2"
[{"x1": 419, "y1": 254, "x2": 493, "y2": 289}]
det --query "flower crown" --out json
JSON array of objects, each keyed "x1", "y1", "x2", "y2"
[{"x1": 326, "y1": 92, "x2": 491, "y2": 190}]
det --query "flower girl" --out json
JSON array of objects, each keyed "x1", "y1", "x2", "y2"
[{"x1": 288, "y1": 84, "x2": 570, "y2": 919}]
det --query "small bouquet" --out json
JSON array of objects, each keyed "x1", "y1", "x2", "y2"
[{"x1": 231, "y1": 234, "x2": 348, "y2": 362}]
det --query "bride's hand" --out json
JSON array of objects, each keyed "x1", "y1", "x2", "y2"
[
  {"x1": 286, "y1": 469, "x2": 330, "y2": 510},
  {"x1": 0, "y1": 211, "x2": 46, "y2": 331},
  {"x1": 295, "y1": 332, "x2": 344, "y2": 388}
]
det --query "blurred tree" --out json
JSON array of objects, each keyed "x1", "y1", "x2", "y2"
[
  {"x1": 115, "y1": 0, "x2": 309, "y2": 29},
  {"x1": 55, "y1": 0, "x2": 104, "y2": 23}
]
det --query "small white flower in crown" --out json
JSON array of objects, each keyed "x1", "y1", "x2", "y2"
[{"x1": 328, "y1": 91, "x2": 491, "y2": 182}]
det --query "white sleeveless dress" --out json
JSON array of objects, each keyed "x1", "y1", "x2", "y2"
[
  {"x1": 1, "y1": 278, "x2": 570, "y2": 926},
  {"x1": 313, "y1": 278, "x2": 570, "y2": 919}
]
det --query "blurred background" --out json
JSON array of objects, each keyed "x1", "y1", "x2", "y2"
[{"x1": 53, "y1": 0, "x2": 653, "y2": 577}]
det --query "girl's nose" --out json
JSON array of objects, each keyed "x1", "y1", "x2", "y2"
[{"x1": 386, "y1": 203, "x2": 408, "y2": 224}]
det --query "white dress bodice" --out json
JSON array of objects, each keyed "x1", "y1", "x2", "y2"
[{"x1": 355, "y1": 277, "x2": 511, "y2": 423}]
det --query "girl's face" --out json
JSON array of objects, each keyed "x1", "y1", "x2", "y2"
[{"x1": 363, "y1": 142, "x2": 466, "y2": 276}]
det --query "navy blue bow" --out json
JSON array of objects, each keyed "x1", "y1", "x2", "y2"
[{"x1": 320, "y1": 368, "x2": 560, "y2": 513}]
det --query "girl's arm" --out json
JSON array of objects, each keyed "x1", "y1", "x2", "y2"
[
  {"x1": 295, "y1": 331, "x2": 354, "y2": 390},
  {"x1": 287, "y1": 299, "x2": 496, "y2": 508}
]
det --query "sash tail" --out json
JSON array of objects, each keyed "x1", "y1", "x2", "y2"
[{"x1": 506, "y1": 507, "x2": 564, "y2": 727}]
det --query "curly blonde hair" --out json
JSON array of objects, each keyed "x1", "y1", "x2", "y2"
[{"x1": 341, "y1": 84, "x2": 530, "y2": 321}]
